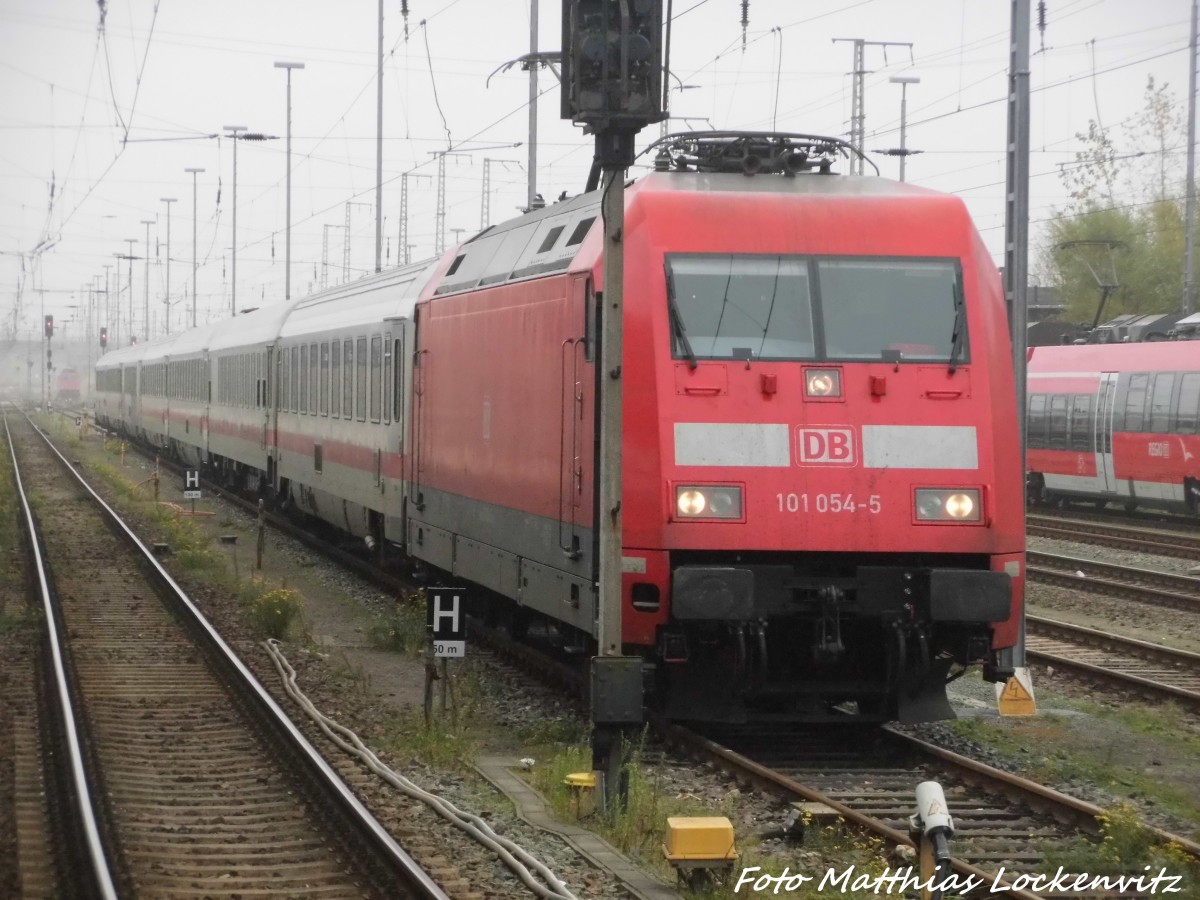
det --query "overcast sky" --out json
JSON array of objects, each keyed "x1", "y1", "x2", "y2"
[{"x1": 0, "y1": 0, "x2": 1192, "y2": 345}]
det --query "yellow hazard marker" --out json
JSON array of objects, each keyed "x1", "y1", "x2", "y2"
[{"x1": 996, "y1": 666, "x2": 1037, "y2": 716}]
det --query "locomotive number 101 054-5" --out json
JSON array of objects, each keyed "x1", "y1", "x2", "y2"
[{"x1": 776, "y1": 493, "x2": 882, "y2": 514}]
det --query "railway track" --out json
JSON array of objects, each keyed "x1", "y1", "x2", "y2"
[
  {"x1": 1027, "y1": 614, "x2": 1200, "y2": 709},
  {"x1": 661, "y1": 722, "x2": 1200, "y2": 899},
  {"x1": 4, "y1": 409, "x2": 443, "y2": 898},
  {"x1": 1027, "y1": 550, "x2": 1200, "y2": 612},
  {"x1": 1028, "y1": 511, "x2": 1200, "y2": 560}
]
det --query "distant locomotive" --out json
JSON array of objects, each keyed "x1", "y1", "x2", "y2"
[
  {"x1": 1027, "y1": 341, "x2": 1200, "y2": 514},
  {"x1": 55, "y1": 367, "x2": 82, "y2": 402},
  {"x1": 95, "y1": 132, "x2": 1024, "y2": 723}
]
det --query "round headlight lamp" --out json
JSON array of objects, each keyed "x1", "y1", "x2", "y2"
[
  {"x1": 677, "y1": 489, "x2": 707, "y2": 516},
  {"x1": 944, "y1": 492, "x2": 976, "y2": 519}
]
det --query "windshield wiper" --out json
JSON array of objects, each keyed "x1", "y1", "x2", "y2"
[
  {"x1": 667, "y1": 276, "x2": 697, "y2": 369},
  {"x1": 948, "y1": 280, "x2": 966, "y2": 374}
]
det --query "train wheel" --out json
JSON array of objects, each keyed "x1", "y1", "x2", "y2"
[{"x1": 1124, "y1": 500, "x2": 1139, "y2": 513}]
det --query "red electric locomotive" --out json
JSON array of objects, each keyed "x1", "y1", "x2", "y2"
[
  {"x1": 95, "y1": 133, "x2": 1024, "y2": 723},
  {"x1": 1027, "y1": 340, "x2": 1200, "y2": 514},
  {"x1": 412, "y1": 134, "x2": 1024, "y2": 722}
]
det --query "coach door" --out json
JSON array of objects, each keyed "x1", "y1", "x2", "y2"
[{"x1": 1095, "y1": 372, "x2": 1119, "y2": 492}]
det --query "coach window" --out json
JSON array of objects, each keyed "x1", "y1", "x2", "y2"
[
  {"x1": 282, "y1": 348, "x2": 291, "y2": 411},
  {"x1": 308, "y1": 344, "x2": 318, "y2": 415},
  {"x1": 1069, "y1": 395, "x2": 1092, "y2": 451},
  {"x1": 295, "y1": 345, "x2": 304, "y2": 415},
  {"x1": 1124, "y1": 373, "x2": 1149, "y2": 433},
  {"x1": 356, "y1": 337, "x2": 368, "y2": 421},
  {"x1": 344, "y1": 340, "x2": 354, "y2": 416},
  {"x1": 1149, "y1": 372, "x2": 1175, "y2": 433},
  {"x1": 383, "y1": 334, "x2": 393, "y2": 425},
  {"x1": 392, "y1": 338, "x2": 403, "y2": 422},
  {"x1": 1178, "y1": 373, "x2": 1200, "y2": 434},
  {"x1": 289, "y1": 348, "x2": 298, "y2": 415},
  {"x1": 1028, "y1": 395, "x2": 1049, "y2": 449},
  {"x1": 319, "y1": 343, "x2": 329, "y2": 415},
  {"x1": 370, "y1": 335, "x2": 382, "y2": 422},
  {"x1": 1047, "y1": 395, "x2": 1068, "y2": 449},
  {"x1": 331, "y1": 340, "x2": 342, "y2": 418}
]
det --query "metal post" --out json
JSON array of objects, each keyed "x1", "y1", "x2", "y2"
[
  {"x1": 592, "y1": 156, "x2": 630, "y2": 814},
  {"x1": 597, "y1": 166, "x2": 624, "y2": 661},
  {"x1": 275, "y1": 63, "x2": 305, "y2": 299},
  {"x1": 185, "y1": 168, "x2": 204, "y2": 328},
  {"x1": 527, "y1": 0, "x2": 539, "y2": 213},
  {"x1": 400, "y1": 174, "x2": 409, "y2": 264},
  {"x1": 224, "y1": 126, "x2": 248, "y2": 316},
  {"x1": 436, "y1": 154, "x2": 446, "y2": 255},
  {"x1": 890, "y1": 75, "x2": 920, "y2": 182},
  {"x1": 102, "y1": 264, "x2": 112, "y2": 344},
  {"x1": 141, "y1": 219, "x2": 153, "y2": 340},
  {"x1": 833, "y1": 38, "x2": 914, "y2": 173},
  {"x1": 257, "y1": 498, "x2": 266, "y2": 569},
  {"x1": 124, "y1": 238, "x2": 136, "y2": 345},
  {"x1": 1184, "y1": 0, "x2": 1197, "y2": 315},
  {"x1": 160, "y1": 198, "x2": 176, "y2": 333},
  {"x1": 481, "y1": 159, "x2": 491, "y2": 230},
  {"x1": 1001, "y1": 0, "x2": 1032, "y2": 697},
  {"x1": 375, "y1": 0, "x2": 384, "y2": 274}
]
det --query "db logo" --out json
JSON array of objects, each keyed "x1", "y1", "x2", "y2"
[{"x1": 797, "y1": 427, "x2": 856, "y2": 465}]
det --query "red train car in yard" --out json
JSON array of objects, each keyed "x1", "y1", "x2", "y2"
[
  {"x1": 1026, "y1": 341, "x2": 1200, "y2": 514},
  {"x1": 95, "y1": 133, "x2": 1024, "y2": 722},
  {"x1": 55, "y1": 367, "x2": 82, "y2": 402}
]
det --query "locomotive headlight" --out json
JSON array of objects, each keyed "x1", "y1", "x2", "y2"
[
  {"x1": 675, "y1": 485, "x2": 743, "y2": 520},
  {"x1": 804, "y1": 368, "x2": 842, "y2": 398},
  {"x1": 914, "y1": 488, "x2": 982, "y2": 522},
  {"x1": 677, "y1": 489, "x2": 707, "y2": 516}
]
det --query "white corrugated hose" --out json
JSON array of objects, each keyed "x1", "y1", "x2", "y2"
[{"x1": 262, "y1": 639, "x2": 579, "y2": 900}]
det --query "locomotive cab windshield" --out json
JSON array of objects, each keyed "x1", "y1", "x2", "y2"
[{"x1": 664, "y1": 254, "x2": 969, "y2": 364}]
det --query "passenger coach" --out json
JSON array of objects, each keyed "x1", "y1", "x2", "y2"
[{"x1": 1027, "y1": 341, "x2": 1200, "y2": 513}]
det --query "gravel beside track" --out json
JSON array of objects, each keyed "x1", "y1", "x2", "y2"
[{"x1": 8, "y1": 413, "x2": 425, "y2": 897}]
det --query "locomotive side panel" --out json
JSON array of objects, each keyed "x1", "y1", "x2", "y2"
[{"x1": 409, "y1": 273, "x2": 598, "y2": 631}]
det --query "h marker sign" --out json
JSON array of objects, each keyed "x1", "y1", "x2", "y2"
[
  {"x1": 426, "y1": 586, "x2": 466, "y2": 657},
  {"x1": 183, "y1": 468, "x2": 202, "y2": 500}
]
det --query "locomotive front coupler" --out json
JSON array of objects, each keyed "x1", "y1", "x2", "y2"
[{"x1": 811, "y1": 585, "x2": 845, "y2": 666}]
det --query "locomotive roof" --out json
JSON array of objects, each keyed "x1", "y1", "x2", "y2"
[
  {"x1": 1029, "y1": 339, "x2": 1200, "y2": 374},
  {"x1": 428, "y1": 171, "x2": 967, "y2": 297}
]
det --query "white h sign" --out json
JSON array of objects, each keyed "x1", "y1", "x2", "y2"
[
  {"x1": 185, "y1": 469, "x2": 200, "y2": 489},
  {"x1": 427, "y1": 586, "x2": 466, "y2": 657}
]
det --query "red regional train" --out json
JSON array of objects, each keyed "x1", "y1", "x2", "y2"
[
  {"x1": 1026, "y1": 340, "x2": 1200, "y2": 514},
  {"x1": 95, "y1": 133, "x2": 1024, "y2": 723}
]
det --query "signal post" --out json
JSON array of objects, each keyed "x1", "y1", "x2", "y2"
[{"x1": 561, "y1": 0, "x2": 666, "y2": 811}]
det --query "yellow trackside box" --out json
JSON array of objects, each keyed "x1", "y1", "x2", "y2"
[{"x1": 663, "y1": 816, "x2": 738, "y2": 861}]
